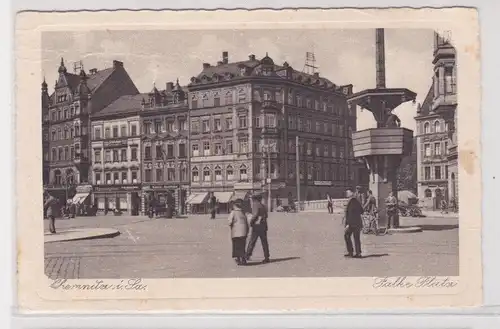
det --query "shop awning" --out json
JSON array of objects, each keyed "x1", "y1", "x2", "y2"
[
  {"x1": 72, "y1": 192, "x2": 90, "y2": 204},
  {"x1": 186, "y1": 192, "x2": 209, "y2": 205},
  {"x1": 214, "y1": 192, "x2": 233, "y2": 204},
  {"x1": 231, "y1": 191, "x2": 249, "y2": 201}
]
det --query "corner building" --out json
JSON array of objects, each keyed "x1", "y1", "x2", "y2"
[
  {"x1": 187, "y1": 52, "x2": 358, "y2": 211},
  {"x1": 415, "y1": 31, "x2": 457, "y2": 209},
  {"x1": 42, "y1": 58, "x2": 139, "y2": 205}
]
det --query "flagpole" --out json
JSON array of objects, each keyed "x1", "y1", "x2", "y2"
[{"x1": 296, "y1": 135, "x2": 300, "y2": 212}]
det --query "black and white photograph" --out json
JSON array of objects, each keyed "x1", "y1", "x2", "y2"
[{"x1": 15, "y1": 8, "x2": 481, "y2": 311}]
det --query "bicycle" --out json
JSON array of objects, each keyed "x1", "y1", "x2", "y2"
[{"x1": 362, "y1": 210, "x2": 388, "y2": 236}]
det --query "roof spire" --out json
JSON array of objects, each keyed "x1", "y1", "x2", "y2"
[{"x1": 58, "y1": 57, "x2": 67, "y2": 74}]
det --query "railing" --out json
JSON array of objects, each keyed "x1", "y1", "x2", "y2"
[{"x1": 295, "y1": 198, "x2": 349, "y2": 213}]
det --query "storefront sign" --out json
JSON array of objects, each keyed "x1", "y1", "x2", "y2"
[
  {"x1": 94, "y1": 185, "x2": 141, "y2": 192},
  {"x1": 314, "y1": 181, "x2": 333, "y2": 186},
  {"x1": 104, "y1": 140, "x2": 128, "y2": 147},
  {"x1": 143, "y1": 185, "x2": 178, "y2": 190},
  {"x1": 76, "y1": 185, "x2": 93, "y2": 193}
]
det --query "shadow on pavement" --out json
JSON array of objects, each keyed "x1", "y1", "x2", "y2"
[
  {"x1": 417, "y1": 224, "x2": 459, "y2": 231},
  {"x1": 360, "y1": 253, "x2": 389, "y2": 259},
  {"x1": 245, "y1": 256, "x2": 300, "y2": 266}
]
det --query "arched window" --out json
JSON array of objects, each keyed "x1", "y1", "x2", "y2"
[
  {"x1": 64, "y1": 146, "x2": 69, "y2": 160},
  {"x1": 70, "y1": 128, "x2": 74, "y2": 138},
  {"x1": 191, "y1": 166, "x2": 199, "y2": 182},
  {"x1": 51, "y1": 148, "x2": 56, "y2": 161},
  {"x1": 54, "y1": 170, "x2": 61, "y2": 185},
  {"x1": 203, "y1": 166, "x2": 211, "y2": 182},
  {"x1": 434, "y1": 120, "x2": 441, "y2": 133},
  {"x1": 58, "y1": 147, "x2": 63, "y2": 160},
  {"x1": 58, "y1": 128, "x2": 62, "y2": 140},
  {"x1": 425, "y1": 188, "x2": 432, "y2": 198},
  {"x1": 239, "y1": 164, "x2": 248, "y2": 180},
  {"x1": 226, "y1": 165, "x2": 234, "y2": 180},
  {"x1": 435, "y1": 188, "x2": 442, "y2": 198},
  {"x1": 214, "y1": 165, "x2": 222, "y2": 181},
  {"x1": 75, "y1": 125, "x2": 80, "y2": 137},
  {"x1": 424, "y1": 122, "x2": 430, "y2": 134}
]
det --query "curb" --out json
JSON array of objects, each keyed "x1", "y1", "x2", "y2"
[
  {"x1": 44, "y1": 229, "x2": 121, "y2": 243},
  {"x1": 388, "y1": 226, "x2": 423, "y2": 234}
]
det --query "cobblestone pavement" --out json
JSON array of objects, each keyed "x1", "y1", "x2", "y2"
[{"x1": 44, "y1": 213, "x2": 458, "y2": 279}]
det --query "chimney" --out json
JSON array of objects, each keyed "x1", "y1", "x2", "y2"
[
  {"x1": 203, "y1": 63, "x2": 211, "y2": 69},
  {"x1": 249, "y1": 54, "x2": 256, "y2": 61},
  {"x1": 222, "y1": 51, "x2": 229, "y2": 64},
  {"x1": 113, "y1": 60, "x2": 124, "y2": 69},
  {"x1": 166, "y1": 82, "x2": 174, "y2": 92},
  {"x1": 217, "y1": 61, "x2": 223, "y2": 66},
  {"x1": 89, "y1": 68, "x2": 98, "y2": 75}
]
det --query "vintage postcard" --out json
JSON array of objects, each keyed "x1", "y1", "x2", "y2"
[{"x1": 15, "y1": 8, "x2": 481, "y2": 312}]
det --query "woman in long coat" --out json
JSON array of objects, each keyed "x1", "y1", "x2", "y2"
[{"x1": 228, "y1": 198, "x2": 249, "y2": 265}]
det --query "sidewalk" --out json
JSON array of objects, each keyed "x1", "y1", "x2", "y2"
[{"x1": 421, "y1": 210, "x2": 459, "y2": 219}]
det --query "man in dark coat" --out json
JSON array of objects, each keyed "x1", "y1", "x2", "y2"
[
  {"x1": 209, "y1": 193, "x2": 217, "y2": 219},
  {"x1": 44, "y1": 190, "x2": 61, "y2": 234},
  {"x1": 246, "y1": 194, "x2": 270, "y2": 263},
  {"x1": 343, "y1": 188, "x2": 364, "y2": 258}
]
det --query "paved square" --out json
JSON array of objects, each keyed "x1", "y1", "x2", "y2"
[{"x1": 44, "y1": 212, "x2": 458, "y2": 279}]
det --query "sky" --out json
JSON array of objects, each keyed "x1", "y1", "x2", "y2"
[{"x1": 42, "y1": 29, "x2": 434, "y2": 131}]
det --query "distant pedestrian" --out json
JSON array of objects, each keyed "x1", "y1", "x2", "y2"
[
  {"x1": 355, "y1": 186, "x2": 366, "y2": 207},
  {"x1": 363, "y1": 190, "x2": 377, "y2": 215},
  {"x1": 440, "y1": 199, "x2": 448, "y2": 214},
  {"x1": 326, "y1": 193, "x2": 333, "y2": 214},
  {"x1": 246, "y1": 194, "x2": 270, "y2": 263},
  {"x1": 209, "y1": 193, "x2": 217, "y2": 219},
  {"x1": 43, "y1": 190, "x2": 61, "y2": 234},
  {"x1": 228, "y1": 198, "x2": 249, "y2": 266},
  {"x1": 343, "y1": 188, "x2": 364, "y2": 258},
  {"x1": 385, "y1": 191, "x2": 398, "y2": 228}
]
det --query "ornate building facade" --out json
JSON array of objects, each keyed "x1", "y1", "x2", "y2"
[
  {"x1": 140, "y1": 81, "x2": 190, "y2": 215},
  {"x1": 42, "y1": 58, "x2": 139, "y2": 204},
  {"x1": 187, "y1": 52, "x2": 359, "y2": 211},
  {"x1": 90, "y1": 94, "x2": 144, "y2": 215},
  {"x1": 415, "y1": 31, "x2": 457, "y2": 209}
]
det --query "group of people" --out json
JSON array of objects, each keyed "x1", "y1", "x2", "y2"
[{"x1": 227, "y1": 194, "x2": 270, "y2": 266}]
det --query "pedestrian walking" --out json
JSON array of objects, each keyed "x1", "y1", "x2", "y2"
[
  {"x1": 246, "y1": 194, "x2": 270, "y2": 263},
  {"x1": 385, "y1": 191, "x2": 398, "y2": 228},
  {"x1": 355, "y1": 186, "x2": 366, "y2": 207},
  {"x1": 363, "y1": 190, "x2": 377, "y2": 215},
  {"x1": 343, "y1": 188, "x2": 364, "y2": 258},
  {"x1": 209, "y1": 193, "x2": 217, "y2": 219},
  {"x1": 43, "y1": 190, "x2": 61, "y2": 234},
  {"x1": 228, "y1": 198, "x2": 249, "y2": 266},
  {"x1": 326, "y1": 193, "x2": 333, "y2": 214},
  {"x1": 440, "y1": 199, "x2": 448, "y2": 214}
]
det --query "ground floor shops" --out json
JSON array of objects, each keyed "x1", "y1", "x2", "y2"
[
  {"x1": 141, "y1": 184, "x2": 188, "y2": 216},
  {"x1": 186, "y1": 188, "x2": 251, "y2": 215},
  {"x1": 92, "y1": 185, "x2": 142, "y2": 216}
]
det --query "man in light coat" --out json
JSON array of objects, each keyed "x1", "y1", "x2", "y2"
[{"x1": 228, "y1": 199, "x2": 250, "y2": 265}]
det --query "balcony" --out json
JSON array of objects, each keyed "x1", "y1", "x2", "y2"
[{"x1": 261, "y1": 100, "x2": 280, "y2": 110}]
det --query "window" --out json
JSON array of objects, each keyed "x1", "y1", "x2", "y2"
[
  {"x1": 192, "y1": 166, "x2": 199, "y2": 182},
  {"x1": 226, "y1": 165, "x2": 234, "y2": 180},
  {"x1": 120, "y1": 149, "x2": 127, "y2": 162},
  {"x1": 331, "y1": 123, "x2": 336, "y2": 136},
  {"x1": 192, "y1": 144, "x2": 199, "y2": 157},
  {"x1": 435, "y1": 166, "x2": 442, "y2": 180},
  {"x1": 191, "y1": 99, "x2": 198, "y2": 109},
  {"x1": 215, "y1": 143, "x2": 223, "y2": 155},
  {"x1": 120, "y1": 125, "x2": 127, "y2": 137},
  {"x1": 94, "y1": 127, "x2": 101, "y2": 139},
  {"x1": 105, "y1": 173, "x2": 111, "y2": 184},
  {"x1": 214, "y1": 118, "x2": 222, "y2": 131},
  {"x1": 113, "y1": 150, "x2": 119, "y2": 162},
  {"x1": 223, "y1": 117, "x2": 232, "y2": 130},
  {"x1": 131, "y1": 148, "x2": 138, "y2": 161},
  {"x1": 445, "y1": 66, "x2": 456, "y2": 94},
  {"x1": 119, "y1": 172, "x2": 126, "y2": 183},
  {"x1": 63, "y1": 147, "x2": 69, "y2": 160},
  {"x1": 323, "y1": 145, "x2": 329, "y2": 157},
  {"x1": 154, "y1": 121, "x2": 162, "y2": 133},
  {"x1": 191, "y1": 120, "x2": 200, "y2": 133},
  {"x1": 58, "y1": 128, "x2": 62, "y2": 140},
  {"x1": 444, "y1": 141, "x2": 448, "y2": 155},
  {"x1": 131, "y1": 171, "x2": 138, "y2": 183},
  {"x1": 424, "y1": 143, "x2": 431, "y2": 157},
  {"x1": 51, "y1": 148, "x2": 56, "y2": 161},
  {"x1": 239, "y1": 164, "x2": 248, "y2": 180},
  {"x1": 155, "y1": 145, "x2": 163, "y2": 159},
  {"x1": 239, "y1": 116, "x2": 247, "y2": 128},
  {"x1": 434, "y1": 142, "x2": 441, "y2": 156},
  {"x1": 70, "y1": 128, "x2": 74, "y2": 138},
  {"x1": 144, "y1": 146, "x2": 152, "y2": 160},
  {"x1": 112, "y1": 126, "x2": 118, "y2": 137},
  {"x1": 265, "y1": 113, "x2": 276, "y2": 128},
  {"x1": 226, "y1": 140, "x2": 233, "y2": 154},
  {"x1": 113, "y1": 172, "x2": 119, "y2": 184},
  {"x1": 202, "y1": 119, "x2": 210, "y2": 133},
  {"x1": 144, "y1": 169, "x2": 152, "y2": 182},
  {"x1": 203, "y1": 166, "x2": 211, "y2": 182},
  {"x1": 95, "y1": 173, "x2": 101, "y2": 185},
  {"x1": 339, "y1": 146, "x2": 345, "y2": 159},
  {"x1": 424, "y1": 166, "x2": 431, "y2": 180},
  {"x1": 225, "y1": 93, "x2": 232, "y2": 105},
  {"x1": 131, "y1": 125, "x2": 137, "y2": 136},
  {"x1": 307, "y1": 165, "x2": 313, "y2": 179},
  {"x1": 306, "y1": 142, "x2": 312, "y2": 155},
  {"x1": 239, "y1": 138, "x2": 248, "y2": 153},
  {"x1": 94, "y1": 150, "x2": 101, "y2": 163},
  {"x1": 253, "y1": 116, "x2": 261, "y2": 128},
  {"x1": 156, "y1": 169, "x2": 163, "y2": 182},
  {"x1": 180, "y1": 167, "x2": 187, "y2": 181},
  {"x1": 166, "y1": 121, "x2": 174, "y2": 132},
  {"x1": 315, "y1": 144, "x2": 321, "y2": 156},
  {"x1": 58, "y1": 147, "x2": 63, "y2": 160},
  {"x1": 179, "y1": 119, "x2": 187, "y2": 131},
  {"x1": 203, "y1": 141, "x2": 210, "y2": 156},
  {"x1": 51, "y1": 130, "x2": 56, "y2": 141},
  {"x1": 445, "y1": 165, "x2": 449, "y2": 179},
  {"x1": 167, "y1": 168, "x2": 175, "y2": 181},
  {"x1": 445, "y1": 122, "x2": 449, "y2": 132},
  {"x1": 434, "y1": 121, "x2": 441, "y2": 133},
  {"x1": 315, "y1": 121, "x2": 321, "y2": 133},
  {"x1": 214, "y1": 97, "x2": 220, "y2": 107},
  {"x1": 105, "y1": 150, "x2": 111, "y2": 163},
  {"x1": 64, "y1": 128, "x2": 68, "y2": 139},
  {"x1": 215, "y1": 166, "x2": 222, "y2": 181},
  {"x1": 179, "y1": 143, "x2": 186, "y2": 158},
  {"x1": 424, "y1": 122, "x2": 430, "y2": 134},
  {"x1": 105, "y1": 128, "x2": 110, "y2": 139},
  {"x1": 143, "y1": 122, "x2": 152, "y2": 134},
  {"x1": 167, "y1": 144, "x2": 174, "y2": 158}
]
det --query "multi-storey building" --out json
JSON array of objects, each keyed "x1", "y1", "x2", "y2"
[
  {"x1": 42, "y1": 58, "x2": 139, "y2": 205},
  {"x1": 90, "y1": 94, "x2": 144, "y2": 215},
  {"x1": 186, "y1": 51, "x2": 358, "y2": 211},
  {"x1": 415, "y1": 31, "x2": 457, "y2": 209},
  {"x1": 140, "y1": 81, "x2": 190, "y2": 215}
]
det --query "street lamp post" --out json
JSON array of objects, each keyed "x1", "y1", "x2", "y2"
[{"x1": 261, "y1": 129, "x2": 276, "y2": 212}]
